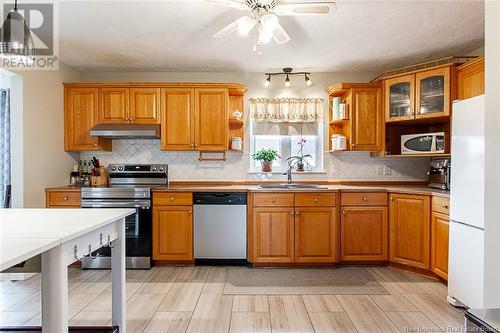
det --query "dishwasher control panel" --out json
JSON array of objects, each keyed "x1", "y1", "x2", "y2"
[{"x1": 193, "y1": 192, "x2": 247, "y2": 205}]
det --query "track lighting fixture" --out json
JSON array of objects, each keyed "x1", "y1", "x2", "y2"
[
  {"x1": 264, "y1": 75, "x2": 271, "y2": 87},
  {"x1": 264, "y1": 68, "x2": 312, "y2": 88}
]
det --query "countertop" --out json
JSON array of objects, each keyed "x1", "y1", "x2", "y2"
[
  {"x1": 0, "y1": 208, "x2": 134, "y2": 270},
  {"x1": 45, "y1": 184, "x2": 450, "y2": 198}
]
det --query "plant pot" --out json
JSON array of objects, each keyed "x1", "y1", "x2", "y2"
[
  {"x1": 296, "y1": 161, "x2": 305, "y2": 172},
  {"x1": 261, "y1": 161, "x2": 273, "y2": 172}
]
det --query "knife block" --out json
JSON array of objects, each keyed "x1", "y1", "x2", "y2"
[{"x1": 91, "y1": 167, "x2": 108, "y2": 187}]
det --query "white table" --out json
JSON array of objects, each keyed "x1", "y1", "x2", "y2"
[{"x1": 0, "y1": 208, "x2": 135, "y2": 333}]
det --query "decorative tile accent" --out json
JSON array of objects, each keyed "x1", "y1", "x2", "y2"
[{"x1": 81, "y1": 140, "x2": 429, "y2": 181}]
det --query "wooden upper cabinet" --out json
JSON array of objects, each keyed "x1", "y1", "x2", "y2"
[
  {"x1": 389, "y1": 193, "x2": 431, "y2": 269},
  {"x1": 253, "y1": 207, "x2": 295, "y2": 263},
  {"x1": 161, "y1": 88, "x2": 194, "y2": 150},
  {"x1": 194, "y1": 88, "x2": 228, "y2": 151},
  {"x1": 385, "y1": 74, "x2": 415, "y2": 122},
  {"x1": 129, "y1": 87, "x2": 160, "y2": 124},
  {"x1": 457, "y1": 57, "x2": 484, "y2": 100},
  {"x1": 64, "y1": 87, "x2": 110, "y2": 151},
  {"x1": 340, "y1": 207, "x2": 388, "y2": 261},
  {"x1": 153, "y1": 205, "x2": 193, "y2": 261},
  {"x1": 431, "y1": 211, "x2": 449, "y2": 280},
  {"x1": 351, "y1": 87, "x2": 382, "y2": 151},
  {"x1": 294, "y1": 207, "x2": 336, "y2": 263},
  {"x1": 415, "y1": 67, "x2": 451, "y2": 119},
  {"x1": 98, "y1": 87, "x2": 129, "y2": 124}
]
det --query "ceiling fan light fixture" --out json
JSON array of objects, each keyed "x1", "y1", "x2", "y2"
[
  {"x1": 0, "y1": 0, "x2": 35, "y2": 63},
  {"x1": 261, "y1": 13, "x2": 279, "y2": 34},
  {"x1": 237, "y1": 16, "x2": 255, "y2": 36}
]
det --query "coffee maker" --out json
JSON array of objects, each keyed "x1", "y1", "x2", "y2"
[{"x1": 428, "y1": 158, "x2": 451, "y2": 190}]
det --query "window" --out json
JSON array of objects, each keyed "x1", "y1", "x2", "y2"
[{"x1": 250, "y1": 122, "x2": 323, "y2": 172}]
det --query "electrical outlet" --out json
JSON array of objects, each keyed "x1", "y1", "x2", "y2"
[
  {"x1": 329, "y1": 164, "x2": 336, "y2": 176},
  {"x1": 384, "y1": 165, "x2": 392, "y2": 175},
  {"x1": 376, "y1": 165, "x2": 384, "y2": 175}
]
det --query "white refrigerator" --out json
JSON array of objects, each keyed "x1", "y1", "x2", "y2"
[{"x1": 448, "y1": 94, "x2": 486, "y2": 308}]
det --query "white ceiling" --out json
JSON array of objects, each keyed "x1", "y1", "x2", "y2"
[{"x1": 58, "y1": 0, "x2": 485, "y2": 73}]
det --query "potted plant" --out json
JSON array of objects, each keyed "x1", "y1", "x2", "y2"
[
  {"x1": 287, "y1": 137, "x2": 312, "y2": 172},
  {"x1": 252, "y1": 148, "x2": 280, "y2": 172}
]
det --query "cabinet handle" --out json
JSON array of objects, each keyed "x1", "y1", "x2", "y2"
[
  {"x1": 352, "y1": 144, "x2": 356, "y2": 148},
  {"x1": 63, "y1": 196, "x2": 68, "y2": 201},
  {"x1": 362, "y1": 197, "x2": 367, "y2": 201},
  {"x1": 188, "y1": 210, "x2": 192, "y2": 214},
  {"x1": 342, "y1": 210, "x2": 346, "y2": 214},
  {"x1": 94, "y1": 143, "x2": 98, "y2": 147},
  {"x1": 390, "y1": 197, "x2": 394, "y2": 202},
  {"x1": 291, "y1": 211, "x2": 294, "y2": 216},
  {"x1": 313, "y1": 198, "x2": 319, "y2": 203},
  {"x1": 441, "y1": 203, "x2": 448, "y2": 209},
  {"x1": 271, "y1": 198, "x2": 276, "y2": 203},
  {"x1": 295, "y1": 211, "x2": 300, "y2": 216},
  {"x1": 170, "y1": 197, "x2": 175, "y2": 201},
  {"x1": 190, "y1": 144, "x2": 194, "y2": 148},
  {"x1": 194, "y1": 144, "x2": 198, "y2": 148}
]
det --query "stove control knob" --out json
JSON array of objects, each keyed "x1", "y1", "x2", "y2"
[
  {"x1": 159, "y1": 167, "x2": 164, "y2": 171},
  {"x1": 118, "y1": 166, "x2": 124, "y2": 171},
  {"x1": 152, "y1": 167, "x2": 157, "y2": 171},
  {"x1": 111, "y1": 166, "x2": 117, "y2": 171}
]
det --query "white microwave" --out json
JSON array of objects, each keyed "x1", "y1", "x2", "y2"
[{"x1": 401, "y1": 132, "x2": 445, "y2": 154}]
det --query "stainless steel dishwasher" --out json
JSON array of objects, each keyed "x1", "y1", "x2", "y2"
[{"x1": 193, "y1": 192, "x2": 247, "y2": 264}]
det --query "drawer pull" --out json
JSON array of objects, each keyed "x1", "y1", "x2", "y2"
[
  {"x1": 362, "y1": 197, "x2": 367, "y2": 201},
  {"x1": 441, "y1": 203, "x2": 448, "y2": 209},
  {"x1": 295, "y1": 211, "x2": 300, "y2": 216},
  {"x1": 291, "y1": 211, "x2": 294, "y2": 216},
  {"x1": 313, "y1": 198, "x2": 319, "y2": 203},
  {"x1": 170, "y1": 196, "x2": 175, "y2": 201},
  {"x1": 63, "y1": 196, "x2": 69, "y2": 201},
  {"x1": 272, "y1": 198, "x2": 276, "y2": 203},
  {"x1": 342, "y1": 210, "x2": 346, "y2": 214},
  {"x1": 390, "y1": 197, "x2": 394, "y2": 202},
  {"x1": 189, "y1": 210, "x2": 192, "y2": 214}
]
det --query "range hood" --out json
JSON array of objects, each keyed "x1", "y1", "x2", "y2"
[{"x1": 90, "y1": 124, "x2": 160, "y2": 138}]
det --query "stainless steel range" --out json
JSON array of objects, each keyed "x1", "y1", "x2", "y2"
[{"x1": 81, "y1": 164, "x2": 168, "y2": 269}]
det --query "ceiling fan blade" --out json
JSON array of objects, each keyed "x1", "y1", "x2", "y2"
[
  {"x1": 214, "y1": 16, "x2": 254, "y2": 38},
  {"x1": 203, "y1": 0, "x2": 247, "y2": 10},
  {"x1": 274, "y1": 1, "x2": 336, "y2": 16},
  {"x1": 273, "y1": 24, "x2": 291, "y2": 45}
]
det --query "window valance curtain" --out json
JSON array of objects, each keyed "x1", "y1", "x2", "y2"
[{"x1": 249, "y1": 97, "x2": 324, "y2": 123}]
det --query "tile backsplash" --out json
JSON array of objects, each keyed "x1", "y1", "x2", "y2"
[{"x1": 81, "y1": 140, "x2": 429, "y2": 182}]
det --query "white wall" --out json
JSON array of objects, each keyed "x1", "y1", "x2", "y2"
[
  {"x1": 15, "y1": 63, "x2": 81, "y2": 207},
  {"x1": 483, "y1": 0, "x2": 500, "y2": 308},
  {"x1": 80, "y1": 71, "x2": 430, "y2": 182}
]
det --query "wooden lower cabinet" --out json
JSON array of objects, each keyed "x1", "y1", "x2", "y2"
[
  {"x1": 294, "y1": 207, "x2": 336, "y2": 263},
  {"x1": 389, "y1": 193, "x2": 431, "y2": 269},
  {"x1": 153, "y1": 205, "x2": 193, "y2": 261},
  {"x1": 340, "y1": 207, "x2": 388, "y2": 261},
  {"x1": 45, "y1": 189, "x2": 81, "y2": 208},
  {"x1": 252, "y1": 208, "x2": 295, "y2": 263},
  {"x1": 431, "y1": 211, "x2": 449, "y2": 280}
]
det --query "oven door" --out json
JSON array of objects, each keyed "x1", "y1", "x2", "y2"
[{"x1": 81, "y1": 200, "x2": 152, "y2": 269}]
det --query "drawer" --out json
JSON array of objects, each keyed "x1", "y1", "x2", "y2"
[
  {"x1": 432, "y1": 196, "x2": 450, "y2": 215},
  {"x1": 253, "y1": 193, "x2": 294, "y2": 207},
  {"x1": 154, "y1": 192, "x2": 192, "y2": 206},
  {"x1": 294, "y1": 193, "x2": 336, "y2": 207},
  {"x1": 47, "y1": 191, "x2": 81, "y2": 207},
  {"x1": 341, "y1": 192, "x2": 387, "y2": 206}
]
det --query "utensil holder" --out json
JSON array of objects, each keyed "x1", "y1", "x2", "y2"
[{"x1": 91, "y1": 167, "x2": 108, "y2": 187}]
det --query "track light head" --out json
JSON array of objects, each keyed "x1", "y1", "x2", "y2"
[
  {"x1": 305, "y1": 75, "x2": 312, "y2": 86},
  {"x1": 265, "y1": 75, "x2": 271, "y2": 87},
  {"x1": 285, "y1": 75, "x2": 291, "y2": 87}
]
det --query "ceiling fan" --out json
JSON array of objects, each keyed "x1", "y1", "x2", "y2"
[{"x1": 205, "y1": 0, "x2": 336, "y2": 54}]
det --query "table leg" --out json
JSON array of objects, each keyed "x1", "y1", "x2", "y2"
[
  {"x1": 111, "y1": 217, "x2": 126, "y2": 332},
  {"x1": 41, "y1": 245, "x2": 68, "y2": 333}
]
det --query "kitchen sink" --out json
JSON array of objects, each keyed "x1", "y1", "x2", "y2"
[{"x1": 257, "y1": 184, "x2": 328, "y2": 189}]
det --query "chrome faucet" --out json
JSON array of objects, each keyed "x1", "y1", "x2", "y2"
[{"x1": 283, "y1": 165, "x2": 293, "y2": 184}]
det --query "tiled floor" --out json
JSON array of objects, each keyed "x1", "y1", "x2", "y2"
[{"x1": 0, "y1": 266, "x2": 464, "y2": 333}]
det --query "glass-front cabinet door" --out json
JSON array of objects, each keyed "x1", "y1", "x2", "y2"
[
  {"x1": 415, "y1": 67, "x2": 450, "y2": 119},
  {"x1": 385, "y1": 74, "x2": 415, "y2": 122}
]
